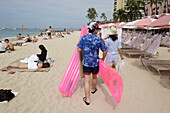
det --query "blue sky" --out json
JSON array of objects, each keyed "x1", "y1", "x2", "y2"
[{"x1": 0, "y1": 0, "x2": 114, "y2": 28}]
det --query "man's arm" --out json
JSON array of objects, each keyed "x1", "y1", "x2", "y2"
[{"x1": 101, "y1": 50, "x2": 108, "y2": 61}]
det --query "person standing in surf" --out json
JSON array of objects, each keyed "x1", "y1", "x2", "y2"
[{"x1": 77, "y1": 22, "x2": 108, "y2": 105}]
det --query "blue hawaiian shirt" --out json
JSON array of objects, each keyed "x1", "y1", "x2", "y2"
[{"x1": 77, "y1": 33, "x2": 107, "y2": 67}]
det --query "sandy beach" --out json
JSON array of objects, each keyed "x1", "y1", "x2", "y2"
[{"x1": 0, "y1": 31, "x2": 170, "y2": 113}]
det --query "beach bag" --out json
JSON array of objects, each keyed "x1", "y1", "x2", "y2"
[
  {"x1": 118, "y1": 60, "x2": 125, "y2": 73},
  {"x1": 0, "y1": 89, "x2": 15, "y2": 102}
]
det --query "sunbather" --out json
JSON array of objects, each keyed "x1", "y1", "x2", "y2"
[
  {"x1": 13, "y1": 42, "x2": 25, "y2": 46},
  {"x1": 25, "y1": 34, "x2": 32, "y2": 42},
  {"x1": 32, "y1": 36, "x2": 38, "y2": 43},
  {"x1": 7, "y1": 62, "x2": 50, "y2": 70},
  {"x1": 5, "y1": 39, "x2": 14, "y2": 51},
  {"x1": 0, "y1": 41, "x2": 6, "y2": 53},
  {"x1": 17, "y1": 33, "x2": 22, "y2": 40}
]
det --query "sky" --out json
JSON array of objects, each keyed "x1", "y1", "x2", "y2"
[{"x1": 0, "y1": 0, "x2": 114, "y2": 28}]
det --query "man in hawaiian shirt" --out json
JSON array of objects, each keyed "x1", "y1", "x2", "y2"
[{"x1": 77, "y1": 22, "x2": 108, "y2": 105}]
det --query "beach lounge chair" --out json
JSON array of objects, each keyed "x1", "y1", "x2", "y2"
[
  {"x1": 141, "y1": 58, "x2": 170, "y2": 75},
  {"x1": 124, "y1": 40, "x2": 160, "y2": 58},
  {"x1": 161, "y1": 36, "x2": 170, "y2": 46},
  {"x1": 122, "y1": 39, "x2": 152, "y2": 53},
  {"x1": 122, "y1": 33, "x2": 131, "y2": 43},
  {"x1": 123, "y1": 34, "x2": 133, "y2": 44}
]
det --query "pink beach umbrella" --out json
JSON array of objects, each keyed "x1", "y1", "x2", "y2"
[
  {"x1": 148, "y1": 15, "x2": 170, "y2": 28},
  {"x1": 117, "y1": 22, "x2": 127, "y2": 28},
  {"x1": 110, "y1": 23, "x2": 120, "y2": 28},
  {"x1": 134, "y1": 18, "x2": 156, "y2": 27},
  {"x1": 101, "y1": 23, "x2": 111, "y2": 28}
]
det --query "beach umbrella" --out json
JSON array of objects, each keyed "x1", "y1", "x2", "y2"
[
  {"x1": 110, "y1": 23, "x2": 120, "y2": 28},
  {"x1": 134, "y1": 18, "x2": 156, "y2": 27},
  {"x1": 148, "y1": 15, "x2": 170, "y2": 28},
  {"x1": 122, "y1": 20, "x2": 140, "y2": 29},
  {"x1": 101, "y1": 23, "x2": 112, "y2": 28},
  {"x1": 118, "y1": 22, "x2": 127, "y2": 28},
  {"x1": 124, "y1": 19, "x2": 140, "y2": 26}
]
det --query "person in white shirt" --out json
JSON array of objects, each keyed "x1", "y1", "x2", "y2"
[
  {"x1": 0, "y1": 41, "x2": 6, "y2": 53},
  {"x1": 105, "y1": 27, "x2": 124, "y2": 69}
]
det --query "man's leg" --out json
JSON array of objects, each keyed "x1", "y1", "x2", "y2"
[
  {"x1": 92, "y1": 74, "x2": 97, "y2": 92},
  {"x1": 84, "y1": 75, "x2": 91, "y2": 103}
]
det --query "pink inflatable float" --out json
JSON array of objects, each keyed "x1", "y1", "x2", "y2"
[
  {"x1": 58, "y1": 25, "x2": 89, "y2": 97},
  {"x1": 99, "y1": 59, "x2": 124, "y2": 106}
]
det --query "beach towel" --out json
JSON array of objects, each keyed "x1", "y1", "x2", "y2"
[{"x1": 1, "y1": 58, "x2": 54, "y2": 72}]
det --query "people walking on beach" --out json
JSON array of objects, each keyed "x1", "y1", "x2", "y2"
[
  {"x1": 105, "y1": 27, "x2": 124, "y2": 69},
  {"x1": 5, "y1": 39, "x2": 14, "y2": 51},
  {"x1": 46, "y1": 26, "x2": 52, "y2": 39},
  {"x1": 77, "y1": 22, "x2": 108, "y2": 105}
]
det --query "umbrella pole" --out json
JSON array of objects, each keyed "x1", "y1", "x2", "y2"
[
  {"x1": 168, "y1": 29, "x2": 170, "y2": 48},
  {"x1": 144, "y1": 27, "x2": 149, "y2": 58}
]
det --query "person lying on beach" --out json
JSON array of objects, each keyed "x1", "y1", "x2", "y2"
[
  {"x1": 58, "y1": 32, "x2": 64, "y2": 38},
  {"x1": 5, "y1": 39, "x2": 14, "y2": 51},
  {"x1": 0, "y1": 41, "x2": 6, "y2": 53},
  {"x1": 17, "y1": 33, "x2": 22, "y2": 40},
  {"x1": 13, "y1": 42, "x2": 24, "y2": 46},
  {"x1": 32, "y1": 36, "x2": 38, "y2": 43},
  {"x1": 25, "y1": 34, "x2": 32, "y2": 42},
  {"x1": 7, "y1": 62, "x2": 50, "y2": 70}
]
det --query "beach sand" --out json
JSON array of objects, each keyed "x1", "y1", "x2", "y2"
[{"x1": 0, "y1": 31, "x2": 170, "y2": 113}]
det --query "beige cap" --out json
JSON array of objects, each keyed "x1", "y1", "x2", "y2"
[{"x1": 107, "y1": 27, "x2": 117, "y2": 35}]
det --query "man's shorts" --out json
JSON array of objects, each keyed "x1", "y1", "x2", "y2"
[{"x1": 83, "y1": 66, "x2": 99, "y2": 76}]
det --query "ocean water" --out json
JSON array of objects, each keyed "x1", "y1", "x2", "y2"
[
  {"x1": 0, "y1": 28, "x2": 75, "y2": 40},
  {"x1": 0, "y1": 28, "x2": 45, "y2": 39}
]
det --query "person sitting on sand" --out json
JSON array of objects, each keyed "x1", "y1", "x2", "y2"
[
  {"x1": 37, "y1": 45, "x2": 47, "y2": 63},
  {"x1": 0, "y1": 41, "x2": 6, "y2": 53},
  {"x1": 17, "y1": 33, "x2": 22, "y2": 40},
  {"x1": 7, "y1": 62, "x2": 50, "y2": 70},
  {"x1": 32, "y1": 36, "x2": 38, "y2": 43},
  {"x1": 25, "y1": 34, "x2": 32, "y2": 42},
  {"x1": 5, "y1": 39, "x2": 14, "y2": 51}
]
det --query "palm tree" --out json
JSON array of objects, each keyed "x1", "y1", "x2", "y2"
[
  {"x1": 126, "y1": 0, "x2": 145, "y2": 21},
  {"x1": 86, "y1": 8, "x2": 98, "y2": 22},
  {"x1": 113, "y1": 8, "x2": 127, "y2": 22},
  {"x1": 100, "y1": 13, "x2": 107, "y2": 21}
]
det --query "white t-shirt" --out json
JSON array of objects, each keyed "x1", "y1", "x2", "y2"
[
  {"x1": 28, "y1": 62, "x2": 38, "y2": 69},
  {"x1": 0, "y1": 43, "x2": 5, "y2": 51},
  {"x1": 105, "y1": 38, "x2": 122, "y2": 55}
]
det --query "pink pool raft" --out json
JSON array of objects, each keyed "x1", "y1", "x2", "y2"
[{"x1": 58, "y1": 25, "x2": 124, "y2": 106}]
